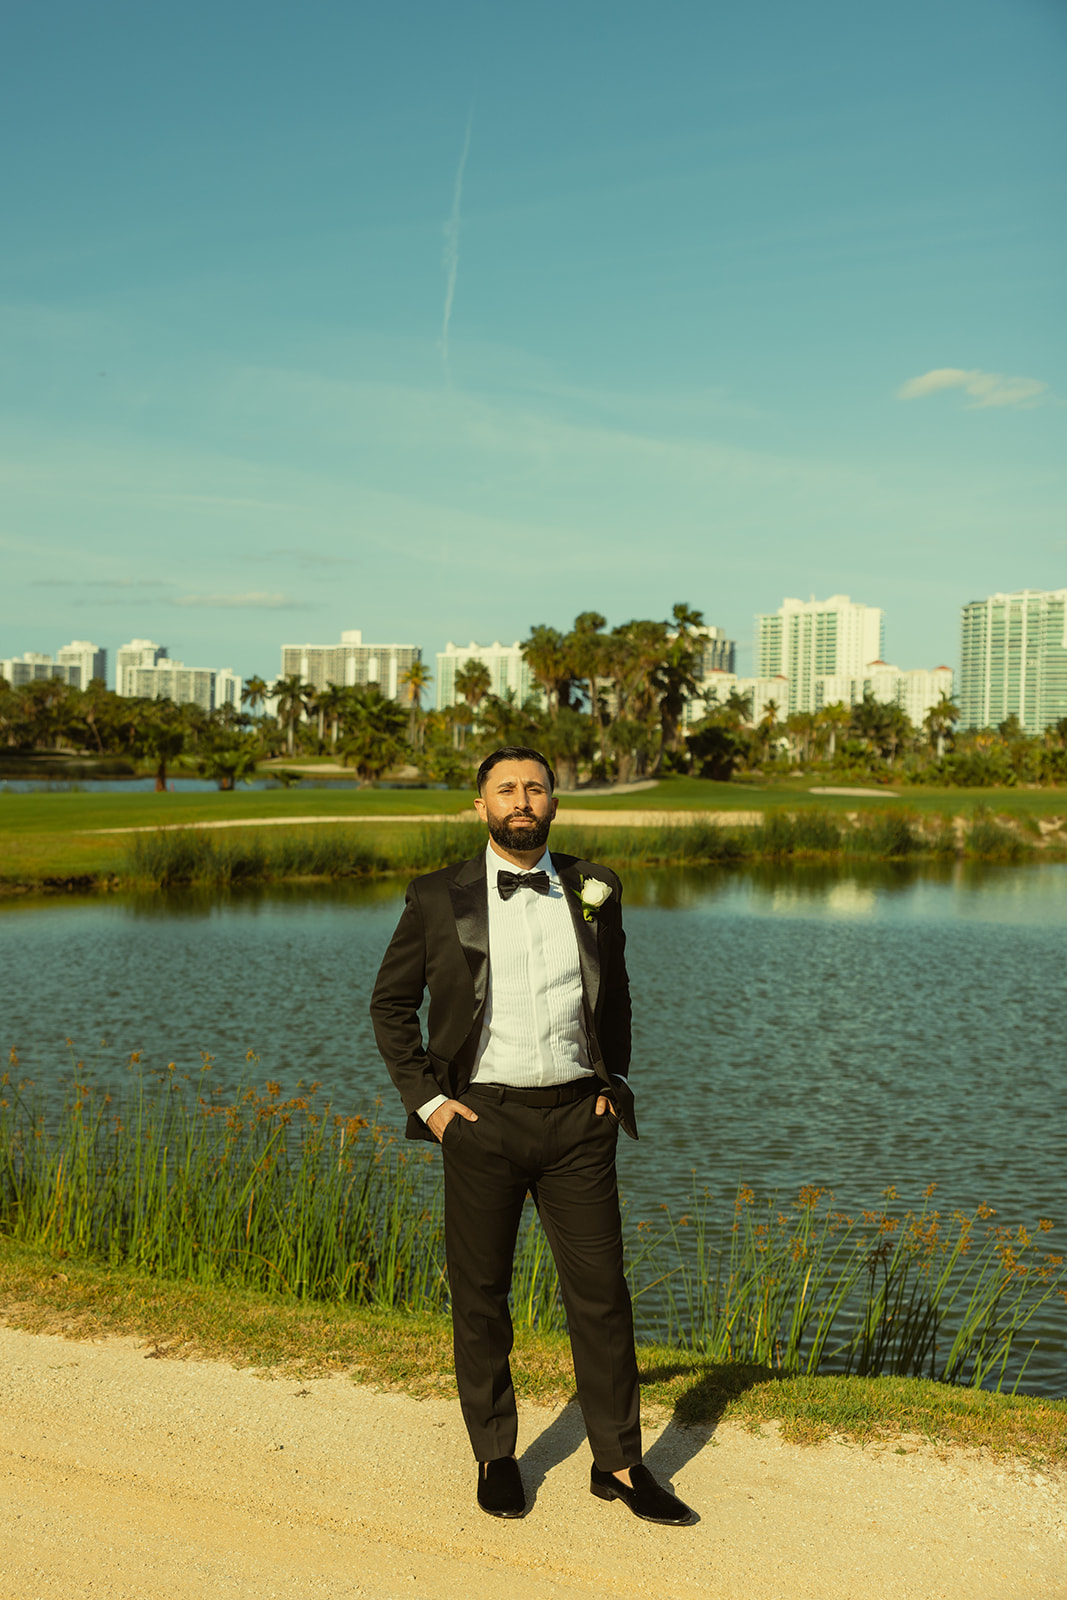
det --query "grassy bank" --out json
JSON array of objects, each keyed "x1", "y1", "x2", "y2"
[
  {"x1": 3, "y1": 1238, "x2": 1064, "y2": 1463},
  {"x1": 3, "y1": 1065, "x2": 1063, "y2": 1403},
  {"x1": 0, "y1": 810, "x2": 1051, "y2": 897},
  {"x1": 116, "y1": 811, "x2": 1040, "y2": 886},
  {"x1": 2, "y1": 779, "x2": 1065, "y2": 890}
]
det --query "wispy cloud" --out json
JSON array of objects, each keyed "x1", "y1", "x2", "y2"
[
  {"x1": 172, "y1": 592, "x2": 313, "y2": 610},
  {"x1": 441, "y1": 112, "x2": 473, "y2": 382},
  {"x1": 897, "y1": 368, "x2": 1052, "y2": 409}
]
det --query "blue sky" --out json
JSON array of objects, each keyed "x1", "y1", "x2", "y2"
[{"x1": 2, "y1": 0, "x2": 1063, "y2": 687}]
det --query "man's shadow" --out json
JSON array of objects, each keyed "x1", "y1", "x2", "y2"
[{"x1": 519, "y1": 1359, "x2": 772, "y2": 1513}]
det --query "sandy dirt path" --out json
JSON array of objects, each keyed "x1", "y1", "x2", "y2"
[{"x1": 1, "y1": 1326, "x2": 1062, "y2": 1600}]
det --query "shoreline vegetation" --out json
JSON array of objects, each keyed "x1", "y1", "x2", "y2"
[
  {"x1": 2, "y1": 1063, "x2": 1064, "y2": 1466},
  {"x1": 117, "y1": 810, "x2": 1043, "y2": 889},
  {"x1": 3, "y1": 783, "x2": 1066, "y2": 896}
]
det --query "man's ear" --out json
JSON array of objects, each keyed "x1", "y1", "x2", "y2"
[{"x1": 474, "y1": 796, "x2": 487, "y2": 822}]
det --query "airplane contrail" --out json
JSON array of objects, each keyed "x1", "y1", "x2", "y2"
[{"x1": 441, "y1": 112, "x2": 473, "y2": 381}]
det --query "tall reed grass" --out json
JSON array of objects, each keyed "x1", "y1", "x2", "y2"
[
  {"x1": 648, "y1": 1183, "x2": 1065, "y2": 1392},
  {"x1": 121, "y1": 809, "x2": 1033, "y2": 887},
  {"x1": 2, "y1": 1058, "x2": 1062, "y2": 1392}
]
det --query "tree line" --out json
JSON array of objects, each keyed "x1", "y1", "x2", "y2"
[{"x1": 4, "y1": 604, "x2": 1067, "y2": 789}]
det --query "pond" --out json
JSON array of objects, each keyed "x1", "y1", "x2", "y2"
[{"x1": 3, "y1": 860, "x2": 1065, "y2": 1391}]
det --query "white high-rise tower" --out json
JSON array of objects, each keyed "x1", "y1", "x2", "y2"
[{"x1": 755, "y1": 596, "x2": 884, "y2": 714}]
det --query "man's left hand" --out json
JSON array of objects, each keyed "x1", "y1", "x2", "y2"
[{"x1": 595, "y1": 1094, "x2": 617, "y2": 1118}]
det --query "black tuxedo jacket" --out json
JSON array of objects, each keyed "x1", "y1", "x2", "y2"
[{"x1": 370, "y1": 851, "x2": 637, "y2": 1143}]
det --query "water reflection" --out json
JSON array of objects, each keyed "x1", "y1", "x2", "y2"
[
  {"x1": 622, "y1": 858, "x2": 1067, "y2": 920},
  {"x1": 115, "y1": 877, "x2": 408, "y2": 920}
]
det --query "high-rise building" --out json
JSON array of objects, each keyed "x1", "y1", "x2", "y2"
[
  {"x1": 960, "y1": 589, "x2": 1067, "y2": 733},
  {"x1": 0, "y1": 652, "x2": 81, "y2": 688},
  {"x1": 118, "y1": 664, "x2": 214, "y2": 711},
  {"x1": 697, "y1": 625, "x2": 736, "y2": 677},
  {"x1": 756, "y1": 596, "x2": 884, "y2": 714},
  {"x1": 280, "y1": 629, "x2": 420, "y2": 701},
  {"x1": 215, "y1": 669, "x2": 243, "y2": 711},
  {"x1": 436, "y1": 641, "x2": 535, "y2": 710},
  {"x1": 57, "y1": 640, "x2": 107, "y2": 688},
  {"x1": 115, "y1": 640, "x2": 241, "y2": 712},
  {"x1": 116, "y1": 639, "x2": 168, "y2": 691}
]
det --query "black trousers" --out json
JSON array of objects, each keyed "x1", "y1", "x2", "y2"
[{"x1": 440, "y1": 1082, "x2": 641, "y2": 1471}]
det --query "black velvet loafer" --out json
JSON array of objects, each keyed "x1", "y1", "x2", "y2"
[
  {"x1": 590, "y1": 1462, "x2": 693, "y2": 1525},
  {"x1": 477, "y1": 1456, "x2": 526, "y2": 1518}
]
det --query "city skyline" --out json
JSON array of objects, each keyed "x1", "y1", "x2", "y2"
[
  {"x1": 0, "y1": 582, "x2": 1021, "y2": 697},
  {"x1": 8, "y1": 590, "x2": 1067, "y2": 731},
  {"x1": 2, "y1": 2, "x2": 1063, "y2": 683}
]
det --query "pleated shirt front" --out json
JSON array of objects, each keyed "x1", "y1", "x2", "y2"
[{"x1": 472, "y1": 842, "x2": 592, "y2": 1088}]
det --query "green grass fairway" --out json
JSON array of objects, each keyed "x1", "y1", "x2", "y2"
[
  {"x1": 0, "y1": 788, "x2": 471, "y2": 883},
  {"x1": 558, "y1": 775, "x2": 1067, "y2": 817}
]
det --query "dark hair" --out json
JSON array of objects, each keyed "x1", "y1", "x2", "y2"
[{"x1": 476, "y1": 746, "x2": 556, "y2": 794}]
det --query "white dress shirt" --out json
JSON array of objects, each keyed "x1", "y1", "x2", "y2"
[{"x1": 417, "y1": 841, "x2": 592, "y2": 1122}]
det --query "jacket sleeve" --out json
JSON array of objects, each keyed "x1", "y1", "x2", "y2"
[{"x1": 369, "y1": 880, "x2": 445, "y2": 1117}]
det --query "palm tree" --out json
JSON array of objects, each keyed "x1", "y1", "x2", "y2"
[
  {"x1": 453, "y1": 658, "x2": 492, "y2": 749},
  {"x1": 757, "y1": 699, "x2": 781, "y2": 765},
  {"x1": 849, "y1": 691, "x2": 889, "y2": 757},
  {"x1": 400, "y1": 660, "x2": 433, "y2": 749},
  {"x1": 76, "y1": 680, "x2": 109, "y2": 755},
  {"x1": 603, "y1": 619, "x2": 670, "y2": 777},
  {"x1": 784, "y1": 711, "x2": 817, "y2": 765},
  {"x1": 455, "y1": 657, "x2": 491, "y2": 713},
  {"x1": 567, "y1": 612, "x2": 609, "y2": 752},
  {"x1": 136, "y1": 700, "x2": 187, "y2": 791},
  {"x1": 653, "y1": 607, "x2": 708, "y2": 769},
  {"x1": 605, "y1": 715, "x2": 656, "y2": 786},
  {"x1": 474, "y1": 690, "x2": 540, "y2": 751},
  {"x1": 198, "y1": 734, "x2": 260, "y2": 791},
  {"x1": 20, "y1": 678, "x2": 75, "y2": 751},
  {"x1": 271, "y1": 673, "x2": 313, "y2": 756},
  {"x1": 849, "y1": 692, "x2": 913, "y2": 767},
  {"x1": 242, "y1": 676, "x2": 270, "y2": 717},
  {"x1": 537, "y1": 705, "x2": 594, "y2": 792},
  {"x1": 815, "y1": 700, "x2": 851, "y2": 762},
  {"x1": 712, "y1": 687, "x2": 753, "y2": 725},
  {"x1": 316, "y1": 683, "x2": 348, "y2": 749},
  {"x1": 521, "y1": 625, "x2": 577, "y2": 717},
  {"x1": 924, "y1": 691, "x2": 959, "y2": 762},
  {"x1": 882, "y1": 702, "x2": 913, "y2": 766},
  {"x1": 339, "y1": 687, "x2": 408, "y2": 782},
  {"x1": 305, "y1": 685, "x2": 327, "y2": 748}
]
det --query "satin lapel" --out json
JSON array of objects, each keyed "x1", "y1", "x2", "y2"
[
  {"x1": 447, "y1": 857, "x2": 489, "y2": 1012},
  {"x1": 557, "y1": 860, "x2": 601, "y2": 1018}
]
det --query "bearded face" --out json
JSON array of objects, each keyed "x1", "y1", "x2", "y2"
[
  {"x1": 474, "y1": 757, "x2": 557, "y2": 860},
  {"x1": 486, "y1": 807, "x2": 553, "y2": 854}
]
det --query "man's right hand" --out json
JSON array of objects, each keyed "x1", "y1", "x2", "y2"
[{"x1": 426, "y1": 1099, "x2": 479, "y2": 1143}]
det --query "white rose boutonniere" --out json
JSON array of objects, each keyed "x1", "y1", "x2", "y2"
[{"x1": 574, "y1": 875, "x2": 612, "y2": 923}]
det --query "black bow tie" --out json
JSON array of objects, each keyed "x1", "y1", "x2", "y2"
[{"x1": 497, "y1": 869, "x2": 551, "y2": 901}]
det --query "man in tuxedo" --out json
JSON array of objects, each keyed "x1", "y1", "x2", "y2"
[{"x1": 370, "y1": 746, "x2": 692, "y2": 1525}]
